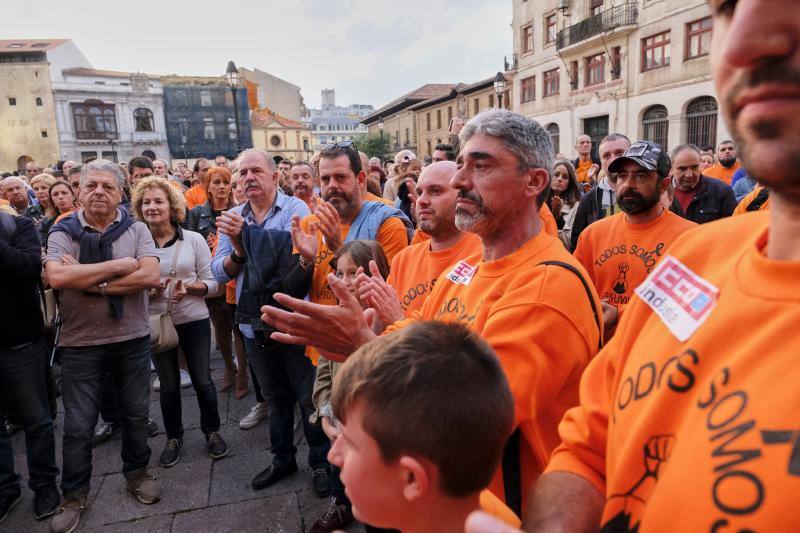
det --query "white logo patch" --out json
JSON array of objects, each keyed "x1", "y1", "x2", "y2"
[
  {"x1": 446, "y1": 260, "x2": 478, "y2": 286},
  {"x1": 634, "y1": 255, "x2": 719, "y2": 341}
]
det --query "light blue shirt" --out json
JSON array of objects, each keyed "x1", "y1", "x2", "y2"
[{"x1": 211, "y1": 191, "x2": 310, "y2": 338}]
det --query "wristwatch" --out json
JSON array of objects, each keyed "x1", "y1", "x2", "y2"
[
  {"x1": 299, "y1": 255, "x2": 313, "y2": 270},
  {"x1": 230, "y1": 251, "x2": 246, "y2": 264},
  {"x1": 98, "y1": 281, "x2": 108, "y2": 295}
]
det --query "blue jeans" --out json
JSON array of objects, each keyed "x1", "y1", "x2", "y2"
[
  {"x1": 151, "y1": 319, "x2": 220, "y2": 439},
  {"x1": 0, "y1": 339, "x2": 58, "y2": 496},
  {"x1": 243, "y1": 332, "x2": 328, "y2": 470},
  {"x1": 59, "y1": 336, "x2": 152, "y2": 498}
]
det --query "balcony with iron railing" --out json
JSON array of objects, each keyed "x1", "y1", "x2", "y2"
[
  {"x1": 504, "y1": 53, "x2": 518, "y2": 72},
  {"x1": 557, "y1": 2, "x2": 638, "y2": 50}
]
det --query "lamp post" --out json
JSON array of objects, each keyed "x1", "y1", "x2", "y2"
[
  {"x1": 108, "y1": 137, "x2": 117, "y2": 162},
  {"x1": 494, "y1": 72, "x2": 507, "y2": 109},
  {"x1": 377, "y1": 117, "x2": 385, "y2": 160},
  {"x1": 226, "y1": 60, "x2": 242, "y2": 155}
]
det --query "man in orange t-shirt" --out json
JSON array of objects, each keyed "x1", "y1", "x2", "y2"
[
  {"x1": 183, "y1": 158, "x2": 211, "y2": 209},
  {"x1": 262, "y1": 110, "x2": 603, "y2": 515},
  {"x1": 519, "y1": 4, "x2": 800, "y2": 531},
  {"x1": 382, "y1": 161, "x2": 481, "y2": 318},
  {"x1": 703, "y1": 140, "x2": 742, "y2": 186},
  {"x1": 734, "y1": 185, "x2": 771, "y2": 214},
  {"x1": 575, "y1": 141, "x2": 696, "y2": 338},
  {"x1": 573, "y1": 134, "x2": 600, "y2": 192}
]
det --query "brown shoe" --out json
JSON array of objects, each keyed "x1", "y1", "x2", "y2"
[
  {"x1": 126, "y1": 471, "x2": 161, "y2": 504},
  {"x1": 50, "y1": 495, "x2": 87, "y2": 533}
]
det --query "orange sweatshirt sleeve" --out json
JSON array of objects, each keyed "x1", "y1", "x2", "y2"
[
  {"x1": 375, "y1": 216, "x2": 410, "y2": 263},
  {"x1": 544, "y1": 301, "x2": 636, "y2": 494}
]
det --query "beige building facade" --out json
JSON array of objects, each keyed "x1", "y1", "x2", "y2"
[
  {"x1": 0, "y1": 40, "x2": 76, "y2": 171},
  {"x1": 509, "y1": 0, "x2": 728, "y2": 159},
  {"x1": 239, "y1": 67, "x2": 305, "y2": 121},
  {"x1": 251, "y1": 109, "x2": 313, "y2": 163},
  {"x1": 362, "y1": 84, "x2": 456, "y2": 156},
  {"x1": 412, "y1": 77, "x2": 512, "y2": 158}
]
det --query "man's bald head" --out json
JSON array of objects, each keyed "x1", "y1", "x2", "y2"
[{"x1": 416, "y1": 161, "x2": 460, "y2": 240}]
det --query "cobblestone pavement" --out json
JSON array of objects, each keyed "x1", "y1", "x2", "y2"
[{"x1": 4, "y1": 347, "x2": 365, "y2": 532}]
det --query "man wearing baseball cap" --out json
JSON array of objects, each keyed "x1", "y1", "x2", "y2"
[{"x1": 573, "y1": 141, "x2": 696, "y2": 339}]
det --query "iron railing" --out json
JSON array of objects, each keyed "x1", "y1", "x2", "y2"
[
  {"x1": 557, "y1": 3, "x2": 638, "y2": 50},
  {"x1": 504, "y1": 53, "x2": 518, "y2": 72}
]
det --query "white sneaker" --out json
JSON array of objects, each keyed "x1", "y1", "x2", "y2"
[
  {"x1": 239, "y1": 402, "x2": 268, "y2": 430},
  {"x1": 179, "y1": 369, "x2": 192, "y2": 389},
  {"x1": 152, "y1": 377, "x2": 161, "y2": 391}
]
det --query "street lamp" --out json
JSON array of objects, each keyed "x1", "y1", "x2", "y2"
[
  {"x1": 494, "y1": 72, "x2": 507, "y2": 109},
  {"x1": 377, "y1": 117, "x2": 385, "y2": 159},
  {"x1": 226, "y1": 60, "x2": 242, "y2": 154},
  {"x1": 108, "y1": 137, "x2": 117, "y2": 162}
]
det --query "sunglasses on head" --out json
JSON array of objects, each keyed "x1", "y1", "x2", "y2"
[{"x1": 321, "y1": 141, "x2": 356, "y2": 152}]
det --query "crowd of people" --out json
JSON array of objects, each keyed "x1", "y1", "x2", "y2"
[{"x1": 0, "y1": 2, "x2": 797, "y2": 531}]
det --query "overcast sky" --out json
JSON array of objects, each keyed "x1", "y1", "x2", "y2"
[{"x1": 11, "y1": 0, "x2": 512, "y2": 110}]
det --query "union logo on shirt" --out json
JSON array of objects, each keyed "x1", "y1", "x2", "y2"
[
  {"x1": 635, "y1": 255, "x2": 719, "y2": 341},
  {"x1": 446, "y1": 260, "x2": 478, "y2": 286}
]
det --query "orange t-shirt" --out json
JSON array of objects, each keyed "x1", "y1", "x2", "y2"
[
  {"x1": 479, "y1": 490, "x2": 521, "y2": 528},
  {"x1": 184, "y1": 185, "x2": 207, "y2": 210},
  {"x1": 546, "y1": 210, "x2": 800, "y2": 530},
  {"x1": 574, "y1": 210, "x2": 696, "y2": 309},
  {"x1": 410, "y1": 229, "x2": 431, "y2": 245},
  {"x1": 387, "y1": 233, "x2": 482, "y2": 317},
  {"x1": 703, "y1": 161, "x2": 742, "y2": 186},
  {"x1": 734, "y1": 186, "x2": 771, "y2": 215},
  {"x1": 576, "y1": 159, "x2": 594, "y2": 189},
  {"x1": 388, "y1": 228, "x2": 602, "y2": 506},
  {"x1": 365, "y1": 191, "x2": 394, "y2": 206}
]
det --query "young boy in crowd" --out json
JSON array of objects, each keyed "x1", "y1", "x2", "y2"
[{"x1": 328, "y1": 321, "x2": 520, "y2": 532}]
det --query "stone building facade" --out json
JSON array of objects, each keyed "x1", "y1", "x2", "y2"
[
  {"x1": 361, "y1": 84, "x2": 456, "y2": 156},
  {"x1": 0, "y1": 39, "x2": 89, "y2": 171},
  {"x1": 509, "y1": 0, "x2": 728, "y2": 159},
  {"x1": 53, "y1": 68, "x2": 169, "y2": 164},
  {"x1": 303, "y1": 89, "x2": 372, "y2": 151},
  {"x1": 412, "y1": 76, "x2": 511, "y2": 159}
]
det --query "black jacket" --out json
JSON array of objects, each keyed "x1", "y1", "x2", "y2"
[
  {"x1": 0, "y1": 214, "x2": 44, "y2": 349},
  {"x1": 681, "y1": 176, "x2": 737, "y2": 224}
]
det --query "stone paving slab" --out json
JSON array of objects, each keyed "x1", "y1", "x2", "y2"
[
  {"x1": 171, "y1": 493, "x2": 300, "y2": 533},
  {"x1": 82, "y1": 461, "x2": 211, "y2": 528},
  {"x1": 81, "y1": 513, "x2": 174, "y2": 533},
  {"x1": 2, "y1": 477, "x2": 103, "y2": 533}
]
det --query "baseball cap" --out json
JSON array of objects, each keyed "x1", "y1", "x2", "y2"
[{"x1": 608, "y1": 141, "x2": 672, "y2": 178}]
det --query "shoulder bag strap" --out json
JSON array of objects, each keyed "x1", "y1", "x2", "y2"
[{"x1": 166, "y1": 238, "x2": 183, "y2": 314}]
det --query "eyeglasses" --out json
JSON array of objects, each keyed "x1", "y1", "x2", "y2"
[{"x1": 321, "y1": 141, "x2": 356, "y2": 152}]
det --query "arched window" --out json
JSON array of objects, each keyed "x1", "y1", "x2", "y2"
[
  {"x1": 133, "y1": 108, "x2": 154, "y2": 132},
  {"x1": 642, "y1": 105, "x2": 669, "y2": 149},
  {"x1": 686, "y1": 96, "x2": 717, "y2": 149},
  {"x1": 35, "y1": 97, "x2": 43, "y2": 106},
  {"x1": 545, "y1": 123, "x2": 560, "y2": 154},
  {"x1": 71, "y1": 100, "x2": 117, "y2": 139}
]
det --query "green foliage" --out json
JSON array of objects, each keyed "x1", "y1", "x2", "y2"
[{"x1": 353, "y1": 135, "x2": 391, "y2": 160}]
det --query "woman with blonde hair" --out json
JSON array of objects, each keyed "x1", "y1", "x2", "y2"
[
  {"x1": 186, "y1": 167, "x2": 248, "y2": 396},
  {"x1": 131, "y1": 177, "x2": 228, "y2": 467},
  {"x1": 26, "y1": 173, "x2": 56, "y2": 241}
]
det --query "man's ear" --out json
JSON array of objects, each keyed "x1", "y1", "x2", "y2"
[
  {"x1": 356, "y1": 170, "x2": 366, "y2": 188},
  {"x1": 525, "y1": 168, "x2": 550, "y2": 200},
  {"x1": 398, "y1": 455, "x2": 430, "y2": 503}
]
